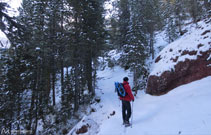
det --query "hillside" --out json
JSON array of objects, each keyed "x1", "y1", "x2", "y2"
[
  {"x1": 151, "y1": 19, "x2": 211, "y2": 76},
  {"x1": 147, "y1": 19, "x2": 211, "y2": 95},
  {"x1": 68, "y1": 66, "x2": 211, "y2": 135},
  {"x1": 67, "y1": 19, "x2": 211, "y2": 135}
]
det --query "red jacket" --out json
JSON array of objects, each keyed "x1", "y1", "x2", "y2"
[{"x1": 120, "y1": 81, "x2": 134, "y2": 102}]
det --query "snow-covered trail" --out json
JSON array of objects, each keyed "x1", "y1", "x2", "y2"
[
  {"x1": 95, "y1": 66, "x2": 132, "y2": 135},
  {"x1": 96, "y1": 66, "x2": 132, "y2": 117},
  {"x1": 68, "y1": 66, "x2": 211, "y2": 135},
  {"x1": 95, "y1": 67, "x2": 211, "y2": 135}
]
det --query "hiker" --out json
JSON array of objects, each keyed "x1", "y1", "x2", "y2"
[{"x1": 120, "y1": 77, "x2": 134, "y2": 126}]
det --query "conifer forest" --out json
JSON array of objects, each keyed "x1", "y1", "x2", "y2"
[{"x1": 0, "y1": 0, "x2": 210, "y2": 134}]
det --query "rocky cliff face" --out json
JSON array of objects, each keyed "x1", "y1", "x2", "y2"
[{"x1": 147, "y1": 19, "x2": 211, "y2": 95}]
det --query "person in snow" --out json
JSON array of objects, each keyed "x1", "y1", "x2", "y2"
[{"x1": 120, "y1": 77, "x2": 134, "y2": 126}]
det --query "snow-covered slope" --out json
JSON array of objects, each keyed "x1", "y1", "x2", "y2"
[
  {"x1": 68, "y1": 66, "x2": 211, "y2": 135},
  {"x1": 150, "y1": 20, "x2": 211, "y2": 76}
]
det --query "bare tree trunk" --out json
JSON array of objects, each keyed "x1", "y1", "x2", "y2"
[
  {"x1": 9, "y1": 122, "x2": 12, "y2": 135},
  {"x1": 46, "y1": 71, "x2": 51, "y2": 103},
  {"x1": 93, "y1": 59, "x2": 98, "y2": 92},
  {"x1": 60, "y1": 3, "x2": 65, "y2": 106},
  {"x1": 133, "y1": 68, "x2": 138, "y2": 95},
  {"x1": 73, "y1": 12, "x2": 80, "y2": 112},
  {"x1": 86, "y1": 55, "x2": 94, "y2": 96},
  {"x1": 61, "y1": 59, "x2": 64, "y2": 105},
  {"x1": 190, "y1": 0, "x2": 198, "y2": 23},
  {"x1": 33, "y1": 56, "x2": 41, "y2": 135},
  {"x1": 27, "y1": 87, "x2": 35, "y2": 133},
  {"x1": 17, "y1": 93, "x2": 21, "y2": 135},
  {"x1": 33, "y1": 98, "x2": 38, "y2": 135},
  {"x1": 52, "y1": 72, "x2": 56, "y2": 106},
  {"x1": 74, "y1": 66, "x2": 79, "y2": 112},
  {"x1": 66, "y1": 67, "x2": 68, "y2": 77}
]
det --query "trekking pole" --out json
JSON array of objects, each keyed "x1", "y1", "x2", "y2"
[
  {"x1": 131, "y1": 101, "x2": 133, "y2": 128},
  {"x1": 119, "y1": 98, "x2": 120, "y2": 107}
]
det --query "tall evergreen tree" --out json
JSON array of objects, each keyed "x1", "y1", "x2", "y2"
[
  {"x1": 174, "y1": 0, "x2": 187, "y2": 35},
  {"x1": 188, "y1": 0, "x2": 203, "y2": 23},
  {"x1": 118, "y1": 0, "x2": 130, "y2": 49},
  {"x1": 136, "y1": 0, "x2": 164, "y2": 59},
  {"x1": 164, "y1": 0, "x2": 179, "y2": 43}
]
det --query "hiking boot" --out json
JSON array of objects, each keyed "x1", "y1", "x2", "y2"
[
  {"x1": 124, "y1": 121, "x2": 130, "y2": 125},
  {"x1": 124, "y1": 121, "x2": 131, "y2": 127}
]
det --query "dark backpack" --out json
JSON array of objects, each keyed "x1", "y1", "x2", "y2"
[{"x1": 115, "y1": 82, "x2": 127, "y2": 98}]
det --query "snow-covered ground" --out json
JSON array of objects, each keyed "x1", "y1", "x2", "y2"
[
  {"x1": 67, "y1": 19, "x2": 211, "y2": 135},
  {"x1": 68, "y1": 66, "x2": 211, "y2": 135}
]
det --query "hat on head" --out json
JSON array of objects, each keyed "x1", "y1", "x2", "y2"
[{"x1": 123, "y1": 77, "x2": 129, "y2": 82}]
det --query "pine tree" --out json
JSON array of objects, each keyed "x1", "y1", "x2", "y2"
[
  {"x1": 164, "y1": 0, "x2": 179, "y2": 43},
  {"x1": 188, "y1": 0, "x2": 202, "y2": 23},
  {"x1": 118, "y1": 0, "x2": 130, "y2": 49},
  {"x1": 139, "y1": 0, "x2": 164, "y2": 59},
  {"x1": 174, "y1": 0, "x2": 187, "y2": 35},
  {"x1": 0, "y1": 2, "x2": 23, "y2": 35}
]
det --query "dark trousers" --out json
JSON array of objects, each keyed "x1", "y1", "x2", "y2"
[{"x1": 122, "y1": 100, "x2": 131, "y2": 122}]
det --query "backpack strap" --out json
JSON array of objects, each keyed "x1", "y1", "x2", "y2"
[{"x1": 122, "y1": 83, "x2": 128, "y2": 96}]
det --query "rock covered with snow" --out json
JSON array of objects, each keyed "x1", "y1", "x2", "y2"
[{"x1": 147, "y1": 19, "x2": 211, "y2": 95}]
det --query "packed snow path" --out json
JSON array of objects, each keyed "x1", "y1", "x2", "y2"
[{"x1": 69, "y1": 66, "x2": 211, "y2": 135}]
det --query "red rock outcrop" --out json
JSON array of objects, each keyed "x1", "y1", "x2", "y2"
[
  {"x1": 146, "y1": 19, "x2": 211, "y2": 95},
  {"x1": 147, "y1": 49, "x2": 211, "y2": 95}
]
